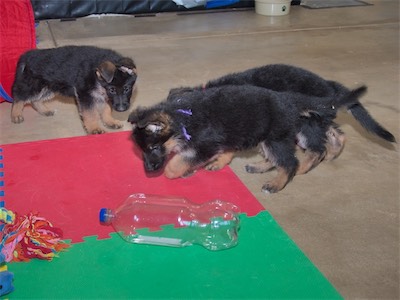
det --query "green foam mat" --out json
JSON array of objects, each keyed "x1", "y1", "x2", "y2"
[{"x1": 6, "y1": 211, "x2": 341, "y2": 299}]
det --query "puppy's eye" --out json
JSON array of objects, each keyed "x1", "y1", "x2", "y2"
[
  {"x1": 123, "y1": 86, "x2": 131, "y2": 94},
  {"x1": 107, "y1": 87, "x2": 116, "y2": 94},
  {"x1": 149, "y1": 145, "x2": 161, "y2": 151}
]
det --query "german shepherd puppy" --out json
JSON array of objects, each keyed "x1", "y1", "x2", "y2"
[
  {"x1": 167, "y1": 64, "x2": 395, "y2": 166},
  {"x1": 129, "y1": 84, "x2": 369, "y2": 193},
  {"x1": 11, "y1": 45, "x2": 137, "y2": 134}
]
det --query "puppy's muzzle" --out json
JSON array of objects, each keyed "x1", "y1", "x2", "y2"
[
  {"x1": 112, "y1": 95, "x2": 130, "y2": 112},
  {"x1": 143, "y1": 146, "x2": 166, "y2": 172}
]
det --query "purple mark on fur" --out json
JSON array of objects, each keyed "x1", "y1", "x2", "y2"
[
  {"x1": 181, "y1": 125, "x2": 191, "y2": 141},
  {"x1": 177, "y1": 109, "x2": 192, "y2": 116}
]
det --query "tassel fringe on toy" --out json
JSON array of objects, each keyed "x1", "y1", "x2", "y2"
[{"x1": 0, "y1": 208, "x2": 69, "y2": 262}]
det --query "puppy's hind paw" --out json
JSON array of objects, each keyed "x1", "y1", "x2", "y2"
[
  {"x1": 245, "y1": 164, "x2": 258, "y2": 173},
  {"x1": 261, "y1": 183, "x2": 279, "y2": 194}
]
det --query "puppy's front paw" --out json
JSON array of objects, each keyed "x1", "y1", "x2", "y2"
[
  {"x1": 105, "y1": 120, "x2": 123, "y2": 129},
  {"x1": 164, "y1": 162, "x2": 191, "y2": 179},
  {"x1": 11, "y1": 115, "x2": 24, "y2": 124},
  {"x1": 245, "y1": 160, "x2": 274, "y2": 174},
  {"x1": 205, "y1": 161, "x2": 223, "y2": 171},
  {"x1": 31, "y1": 102, "x2": 56, "y2": 117},
  {"x1": 205, "y1": 152, "x2": 234, "y2": 171},
  {"x1": 90, "y1": 128, "x2": 106, "y2": 134},
  {"x1": 41, "y1": 110, "x2": 56, "y2": 117},
  {"x1": 164, "y1": 168, "x2": 181, "y2": 179},
  {"x1": 181, "y1": 170, "x2": 196, "y2": 178}
]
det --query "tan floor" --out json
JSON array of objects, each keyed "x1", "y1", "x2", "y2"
[{"x1": 1, "y1": 1, "x2": 399, "y2": 298}]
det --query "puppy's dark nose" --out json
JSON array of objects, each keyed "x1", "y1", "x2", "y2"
[
  {"x1": 144, "y1": 159, "x2": 163, "y2": 172},
  {"x1": 114, "y1": 103, "x2": 129, "y2": 112},
  {"x1": 143, "y1": 151, "x2": 165, "y2": 173}
]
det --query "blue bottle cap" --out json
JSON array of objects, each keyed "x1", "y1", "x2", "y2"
[{"x1": 99, "y1": 208, "x2": 110, "y2": 224}]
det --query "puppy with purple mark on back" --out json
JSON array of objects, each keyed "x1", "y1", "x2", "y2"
[
  {"x1": 129, "y1": 84, "x2": 372, "y2": 193},
  {"x1": 167, "y1": 64, "x2": 396, "y2": 170},
  {"x1": 11, "y1": 45, "x2": 137, "y2": 134}
]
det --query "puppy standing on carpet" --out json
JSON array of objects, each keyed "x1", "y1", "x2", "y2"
[
  {"x1": 129, "y1": 84, "x2": 370, "y2": 193},
  {"x1": 11, "y1": 45, "x2": 137, "y2": 134}
]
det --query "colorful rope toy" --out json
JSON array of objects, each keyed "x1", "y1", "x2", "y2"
[{"x1": 0, "y1": 207, "x2": 69, "y2": 262}]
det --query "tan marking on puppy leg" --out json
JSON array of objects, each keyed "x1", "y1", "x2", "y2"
[
  {"x1": 100, "y1": 103, "x2": 123, "y2": 129},
  {"x1": 262, "y1": 167, "x2": 290, "y2": 194},
  {"x1": 245, "y1": 160, "x2": 274, "y2": 173},
  {"x1": 11, "y1": 101, "x2": 26, "y2": 123},
  {"x1": 325, "y1": 127, "x2": 346, "y2": 161},
  {"x1": 81, "y1": 110, "x2": 105, "y2": 134},
  {"x1": 164, "y1": 155, "x2": 192, "y2": 179},
  {"x1": 296, "y1": 150, "x2": 324, "y2": 175},
  {"x1": 164, "y1": 138, "x2": 180, "y2": 154},
  {"x1": 205, "y1": 151, "x2": 235, "y2": 171},
  {"x1": 31, "y1": 101, "x2": 55, "y2": 116}
]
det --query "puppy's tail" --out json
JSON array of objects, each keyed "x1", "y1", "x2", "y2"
[{"x1": 337, "y1": 86, "x2": 396, "y2": 143}]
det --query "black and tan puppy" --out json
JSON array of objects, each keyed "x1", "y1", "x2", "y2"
[
  {"x1": 129, "y1": 84, "x2": 368, "y2": 193},
  {"x1": 11, "y1": 45, "x2": 137, "y2": 134},
  {"x1": 168, "y1": 64, "x2": 395, "y2": 166}
]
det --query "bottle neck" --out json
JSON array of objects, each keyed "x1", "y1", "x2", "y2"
[{"x1": 99, "y1": 208, "x2": 115, "y2": 225}]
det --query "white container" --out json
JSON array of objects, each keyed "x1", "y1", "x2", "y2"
[{"x1": 255, "y1": 0, "x2": 291, "y2": 16}]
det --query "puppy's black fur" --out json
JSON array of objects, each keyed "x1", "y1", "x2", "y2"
[
  {"x1": 11, "y1": 45, "x2": 137, "y2": 134},
  {"x1": 168, "y1": 64, "x2": 395, "y2": 166},
  {"x1": 129, "y1": 84, "x2": 366, "y2": 193}
]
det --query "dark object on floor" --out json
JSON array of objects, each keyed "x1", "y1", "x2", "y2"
[
  {"x1": 31, "y1": 0, "x2": 255, "y2": 20},
  {"x1": 301, "y1": 0, "x2": 371, "y2": 9}
]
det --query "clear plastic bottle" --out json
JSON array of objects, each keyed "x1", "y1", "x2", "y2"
[{"x1": 99, "y1": 193, "x2": 240, "y2": 251}]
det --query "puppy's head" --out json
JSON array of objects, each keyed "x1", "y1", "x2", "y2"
[
  {"x1": 128, "y1": 109, "x2": 176, "y2": 173},
  {"x1": 96, "y1": 58, "x2": 137, "y2": 112}
]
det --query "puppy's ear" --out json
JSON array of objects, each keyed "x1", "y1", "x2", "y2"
[
  {"x1": 96, "y1": 61, "x2": 116, "y2": 83},
  {"x1": 142, "y1": 122, "x2": 165, "y2": 133},
  {"x1": 118, "y1": 58, "x2": 137, "y2": 76},
  {"x1": 167, "y1": 87, "x2": 195, "y2": 101},
  {"x1": 129, "y1": 109, "x2": 170, "y2": 134},
  {"x1": 128, "y1": 111, "x2": 139, "y2": 124}
]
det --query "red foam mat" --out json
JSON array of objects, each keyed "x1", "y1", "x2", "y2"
[{"x1": 2, "y1": 131, "x2": 264, "y2": 243}]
